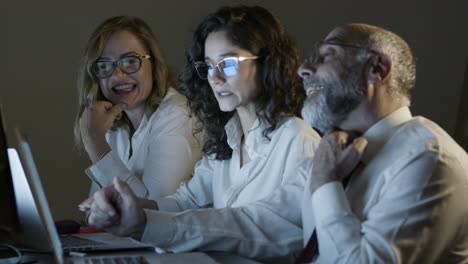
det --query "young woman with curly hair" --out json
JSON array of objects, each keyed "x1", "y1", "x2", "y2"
[{"x1": 86, "y1": 6, "x2": 320, "y2": 261}]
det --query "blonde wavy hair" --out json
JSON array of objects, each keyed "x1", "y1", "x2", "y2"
[{"x1": 74, "y1": 16, "x2": 175, "y2": 149}]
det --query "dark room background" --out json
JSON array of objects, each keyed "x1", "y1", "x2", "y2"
[{"x1": 2, "y1": 0, "x2": 467, "y2": 220}]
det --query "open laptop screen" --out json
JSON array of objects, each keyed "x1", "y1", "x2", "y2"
[
  {"x1": 14, "y1": 129, "x2": 64, "y2": 263},
  {"x1": 0, "y1": 109, "x2": 20, "y2": 234}
]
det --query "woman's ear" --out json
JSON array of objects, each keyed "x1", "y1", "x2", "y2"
[{"x1": 367, "y1": 53, "x2": 392, "y2": 85}]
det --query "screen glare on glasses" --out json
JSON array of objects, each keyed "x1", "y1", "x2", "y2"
[
  {"x1": 92, "y1": 54, "x2": 151, "y2": 79},
  {"x1": 194, "y1": 56, "x2": 258, "y2": 80}
]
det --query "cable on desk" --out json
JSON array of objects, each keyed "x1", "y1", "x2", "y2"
[{"x1": 0, "y1": 244, "x2": 23, "y2": 264}]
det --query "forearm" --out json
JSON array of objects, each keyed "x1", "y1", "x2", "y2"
[
  {"x1": 85, "y1": 151, "x2": 149, "y2": 197},
  {"x1": 82, "y1": 135, "x2": 111, "y2": 163},
  {"x1": 130, "y1": 212, "x2": 147, "y2": 241},
  {"x1": 309, "y1": 160, "x2": 460, "y2": 264},
  {"x1": 141, "y1": 136, "x2": 197, "y2": 199},
  {"x1": 154, "y1": 183, "x2": 211, "y2": 213},
  {"x1": 310, "y1": 183, "x2": 398, "y2": 263},
  {"x1": 151, "y1": 156, "x2": 215, "y2": 212},
  {"x1": 141, "y1": 206, "x2": 303, "y2": 259}
]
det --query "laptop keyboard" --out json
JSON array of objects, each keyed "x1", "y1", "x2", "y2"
[
  {"x1": 69, "y1": 256, "x2": 149, "y2": 264},
  {"x1": 61, "y1": 235, "x2": 106, "y2": 251},
  {"x1": 84, "y1": 256, "x2": 149, "y2": 264}
]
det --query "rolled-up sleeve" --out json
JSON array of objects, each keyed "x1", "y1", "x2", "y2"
[
  {"x1": 141, "y1": 129, "x2": 319, "y2": 259},
  {"x1": 142, "y1": 171, "x2": 306, "y2": 259},
  {"x1": 86, "y1": 93, "x2": 203, "y2": 200}
]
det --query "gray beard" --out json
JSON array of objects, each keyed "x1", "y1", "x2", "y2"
[{"x1": 302, "y1": 64, "x2": 366, "y2": 133}]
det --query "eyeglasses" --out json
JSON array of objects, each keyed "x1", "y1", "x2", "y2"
[
  {"x1": 194, "y1": 56, "x2": 259, "y2": 80},
  {"x1": 92, "y1": 54, "x2": 151, "y2": 79},
  {"x1": 307, "y1": 40, "x2": 379, "y2": 65}
]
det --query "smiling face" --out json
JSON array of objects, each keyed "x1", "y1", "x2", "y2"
[
  {"x1": 97, "y1": 30, "x2": 153, "y2": 113},
  {"x1": 204, "y1": 30, "x2": 260, "y2": 113},
  {"x1": 298, "y1": 28, "x2": 367, "y2": 132}
]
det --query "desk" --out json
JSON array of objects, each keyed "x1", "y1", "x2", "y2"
[
  {"x1": 2, "y1": 229, "x2": 263, "y2": 263},
  {"x1": 14, "y1": 250, "x2": 263, "y2": 264}
]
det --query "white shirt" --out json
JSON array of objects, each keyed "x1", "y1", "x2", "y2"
[
  {"x1": 140, "y1": 114, "x2": 321, "y2": 260},
  {"x1": 86, "y1": 88, "x2": 203, "y2": 200},
  {"x1": 301, "y1": 107, "x2": 468, "y2": 263}
]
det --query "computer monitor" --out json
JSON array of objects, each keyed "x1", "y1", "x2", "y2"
[{"x1": 0, "y1": 108, "x2": 20, "y2": 235}]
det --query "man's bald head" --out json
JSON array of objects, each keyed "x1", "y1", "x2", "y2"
[{"x1": 326, "y1": 23, "x2": 416, "y2": 105}]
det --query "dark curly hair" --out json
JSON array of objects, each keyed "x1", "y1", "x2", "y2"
[{"x1": 179, "y1": 5, "x2": 304, "y2": 160}]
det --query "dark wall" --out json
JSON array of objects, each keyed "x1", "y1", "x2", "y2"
[
  {"x1": 455, "y1": 60, "x2": 468, "y2": 150},
  {"x1": 2, "y1": 0, "x2": 467, "y2": 219}
]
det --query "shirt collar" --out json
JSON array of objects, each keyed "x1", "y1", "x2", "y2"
[
  {"x1": 132, "y1": 113, "x2": 149, "y2": 137},
  {"x1": 224, "y1": 113, "x2": 271, "y2": 159},
  {"x1": 225, "y1": 114, "x2": 243, "y2": 149},
  {"x1": 361, "y1": 107, "x2": 412, "y2": 164}
]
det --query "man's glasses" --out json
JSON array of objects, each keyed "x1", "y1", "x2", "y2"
[
  {"x1": 92, "y1": 54, "x2": 151, "y2": 79},
  {"x1": 194, "y1": 56, "x2": 259, "y2": 80},
  {"x1": 307, "y1": 40, "x2": 379, "y2": 65}
]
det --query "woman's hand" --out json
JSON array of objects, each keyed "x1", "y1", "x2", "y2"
[
  {"x1": 78, "y1": 196, "x2": 94, "y2": 213},
  {"x1": 86, "y1": 177, "x2": 146, "y2": 239},
  {"x1": 79, "y1": 101, "x2": 123, "y2": 162}
]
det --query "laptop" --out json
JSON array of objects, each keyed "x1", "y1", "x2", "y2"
[{"x1": 9, "y1": 129, "x2": 154, "y2": 263}]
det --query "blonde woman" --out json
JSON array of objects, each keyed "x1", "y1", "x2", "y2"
[{"x1": 75, "y1": 16, "x2": 202, "y2": 209}]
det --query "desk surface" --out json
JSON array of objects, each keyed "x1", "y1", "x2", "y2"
[
  {"x1": 16, "y1": 250, "x2": 263, "y2": 264},
  {"x1": 2, "y1": 230, "x2": 263, "y2": 263}
]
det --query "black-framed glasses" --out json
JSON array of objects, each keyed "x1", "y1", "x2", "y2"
[
  {"x1": 92, "y1": 54, "x2": 151, "y2": 79},
  {"x1": 307, "y1": 40, "x2": 379, "y2": 65},
  {"x1": 194, "y1": 56, "x2": 259, "y2": 80}
]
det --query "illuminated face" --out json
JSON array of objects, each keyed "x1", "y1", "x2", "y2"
[
  {"x1": 203, "y1": 30, "x2": 260, "y2": 113},
  {"x1": 97, "y1": 30, "x2": 153, "y2": 112},
  {"x1": 298, "y1": 29, "x2": 367, "y2": 132}
]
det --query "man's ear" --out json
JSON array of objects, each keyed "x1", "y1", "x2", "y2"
[{"x1": 367, "y1": 53, "x2": 392, "y2": 85}]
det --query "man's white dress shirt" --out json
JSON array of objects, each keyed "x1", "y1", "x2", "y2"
[{"x1": 301, "y1": 107, "x2": 468, "y2": 263}]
